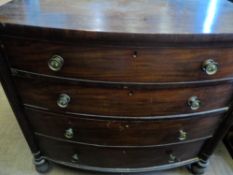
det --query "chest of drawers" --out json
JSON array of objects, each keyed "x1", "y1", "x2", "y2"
[{"x1": 0, "y1": 0, "x2": 233, "y2": 174}]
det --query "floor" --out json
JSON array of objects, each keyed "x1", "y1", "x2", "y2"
[{"x1": 0, "y1": 0, "x2": 11, "y2": 6}]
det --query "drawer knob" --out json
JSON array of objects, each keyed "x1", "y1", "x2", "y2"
[
  {"x1": 71, "y1": 154, "x2": 79, "y2": 162},
  {"x1": 57, "y1": 93, "x2": 71, "y2": 108},
  {"x1": 188, "y1": 96, "x2": 201, "y2": 110},
  {"x1": 202, "y1": 59, "x2": 218, "y2": 75},
  {"x1": 178, "y1": 130, "x2": 187, "y2": 141},
  {"x1": 168, "y1": 154, "x2": 177, "y2": 163},
  {"x1": 64, "y1": 128, "x2": 74, "y2": 139},
  {"x1": 48, "y1": 55, "x2": 64, "y2": 71}
]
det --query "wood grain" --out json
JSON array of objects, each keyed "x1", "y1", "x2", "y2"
[
  {"x1": 0, "y1": 0, "x2": 233, "y2": 34},
  {"x1": 26, "y1": 107, "x2": 222, "y2": 146},
  {"x1": 1, "y1": 0, "x2": 233, "y2": 46},
  {"x1": 0, "y1": 84, "x2": 232, "y2": 175},
  {"x1": 14, "y1": 77, "x2": 233, "y2": 117},
  {"x1": 4, "y1": 38, "x2": 233, "y2": 83},
  {"x1": 0, "y1": 0, "x2": 233, "y2": 174},
  {"x1": 36, "y1": 135, "x2": 205, "y2": 169}
]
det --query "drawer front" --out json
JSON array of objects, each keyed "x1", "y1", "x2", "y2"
[
  {"x1": 27, "y1": 108, "x2": 221, "y2": 146},
  {"x1": 37, "y1": 135, "x2": 204, "y2": 169},
  {"x1": 15, "y1": 77, "x2": 233, "y2": 117},
  {"x1": 5, "y1": 38, "x2": 233, "y2": 83}
]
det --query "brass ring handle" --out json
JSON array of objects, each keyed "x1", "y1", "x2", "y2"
[
  {"x1": 71, "y1": 154, "x2": 79, "y2": 162},
  {"x1": 64, "y1": 128, "x2": 74, "y2": 139},
  {"x1": 202, "y1": 59, "x2": 218, "y2": 75},
  {"x1": 178, "y1": 129, "x2": 187, "y2": 141},
  {"x1": 168, "y1": 154, "x2": 177, "y2": 163},
  {"x1": 57, "y1": 93, "x2": 71, "y2": 108},
  {"x1": 48, "y1": 55, "x2": 64, "y2": 71},
  {"x1": 188, "y1": 96, "x2": 201, "y2": 110}
]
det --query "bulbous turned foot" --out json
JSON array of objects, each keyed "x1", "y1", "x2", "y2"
[
  {"x1": 188, "y1": 159, "x2": 209, "y2": 175},
  {"x1": 33, "y1": 152, "x2": 51, "y2": 173},
  {"x1": 35, "y1": 159, "x2": 50, "y2": 173}
]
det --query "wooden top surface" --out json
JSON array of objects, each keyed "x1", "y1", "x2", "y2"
[
  {"x1": 0, "y1": 0, "x2": 233, "y2": 34},
  {"x1": 0, "y1": 0, "x2": 233, "y2": 46}
]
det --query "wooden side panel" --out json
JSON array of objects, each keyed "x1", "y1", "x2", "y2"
[{"x1": 0, "y1": 45, "x2": 39, "y2": 153}]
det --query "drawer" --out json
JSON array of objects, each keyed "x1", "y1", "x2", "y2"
[
  {"x1": 15, "y1": 77, "x2": 233, "y2": 117},
  {"x1": 37, "y1": 135, "x2": 204, "y2": 169},
  {"x1": 27, "y1": 108, "x2": 221, "y2": 146},
  {"x1": 5, "y1": 38, "x2": 233, "y2": 83}
]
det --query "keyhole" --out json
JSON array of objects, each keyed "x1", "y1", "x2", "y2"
[
  {"x1": 132, "y1": 51, "x2": 138, "y2": 58},
  {"x1": 128, "y1": 91, "x2": 134, "y2": 96}
]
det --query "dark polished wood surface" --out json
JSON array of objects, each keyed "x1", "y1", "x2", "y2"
[
  {"x1": 4, "y1": 38, "x2": 233, "y2": 83},
  {"x1": 0, "y1": 0, "x2": 233, "y2": 45},
  {"x1": 26, "y1": 107, "x2": 221, "y2": 146},
  {"x1": 14, "y1": 77, "x2": 233, "y2": 116},
  {"x1": 37, "y1": 135, "x2": 205, "y2": 169},
  {"x1": 0, "y1": 0, "x2": 233, "y2": 34},
  {"x1": 1, "y1": 0, "x2": 233, "y2": 174}
]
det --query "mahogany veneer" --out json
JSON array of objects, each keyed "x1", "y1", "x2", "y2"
[
  {"x1": 14, "y1": 77, "x2": 233, "y2": 117},
  {"x1": 36, "y1": 135, "x2": 205, "y2": 171},
  {"x1": 0, "y1": 0, "x2": 233, "y2": 174},
  {"x1": 26, "y1": 108, "x2": 223, "y2": 146},
  {"x1": 4, "y1": 38, "x2": 233, "y2": 83}
]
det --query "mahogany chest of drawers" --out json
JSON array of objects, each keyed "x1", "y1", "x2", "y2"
[{"x1": 0, "y1": 0, "x2": 233, "y2": 174}]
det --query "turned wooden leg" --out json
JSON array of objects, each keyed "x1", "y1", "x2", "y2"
[
  {"x1": 33, "y1": 151, "x2": 51, "y2": 173},
  {"x1": 189, "y1": 159, "x2": 209, "y2": 175}
]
